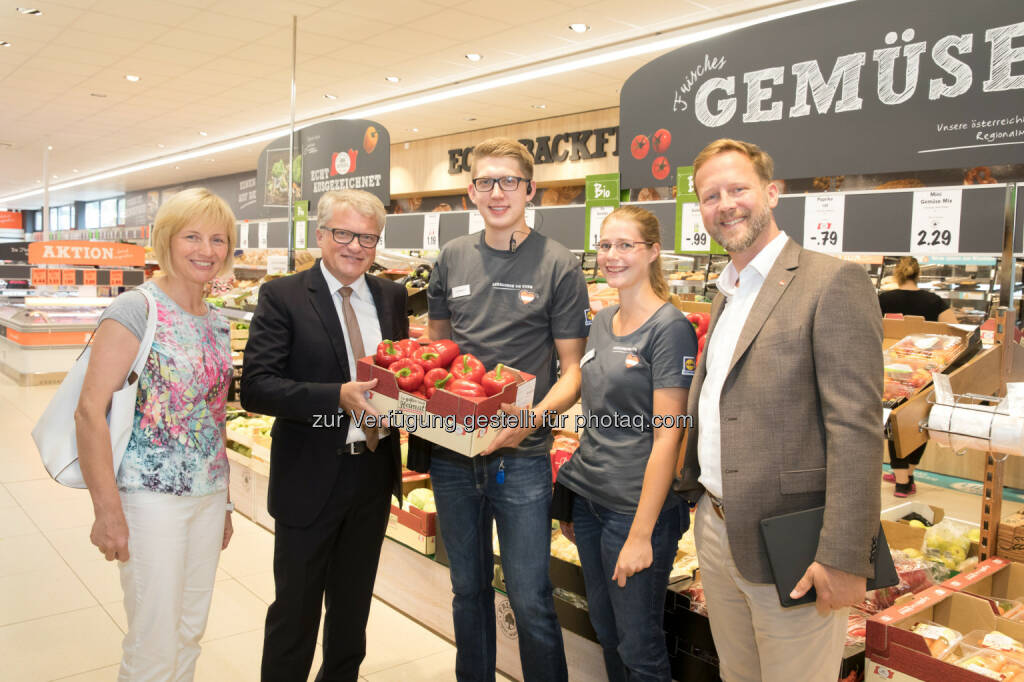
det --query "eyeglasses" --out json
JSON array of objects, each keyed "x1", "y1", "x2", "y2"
[
  {"x1": 596, "y1": 240, "x2": 654, "y2": 253},
  {"x1": 471, "y1": 176, "x2": 530, "y2": 192},
  {"x1": 321, "y1": 227, "x2": 380, "y2": 248}
]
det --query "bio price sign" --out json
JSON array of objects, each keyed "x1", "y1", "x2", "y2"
[
  {"x1": 585, "y1": 173, "x2": 620, "y2": 251},
  {"x1": 619, "y1": 0, "x2": 1024, "y2": 187}
]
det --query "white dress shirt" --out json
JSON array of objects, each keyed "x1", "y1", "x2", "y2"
[
  {"x1": 697, "y1": 232, "x2": 788, "y2": 499},
  {"x1": 320, "y1": 261, "x2": 383, "y2": 445}
]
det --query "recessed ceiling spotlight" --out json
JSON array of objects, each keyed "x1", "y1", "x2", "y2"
[
  {"x1": 52, "y1": 175, "x2": 58, "y2": 179},
  {"x1": 0, "y1": 41, "x2": 10, "y2": 47},
  {"x1": 323, "y1": 93, "x2": 337, "y2": 100},
  {"x1": 46, "y1": 145, "x2": 52, "y2": 150},
  {"x1": 206, "y1": 158, "x2": 215, "y2": 162},
  {"x1": 385, "y1": 76, "x2": 400, "y2": 83},
  {"x1": 465, "y1": 53, "x2": 482, "y2": 62},
  {"x1": 174, "y1": 165, "x2": 180, "y2": 170},
  {"x1": 568, "y1": 23, "x2": 590, "y2": 33},
  {"x1": 125, "y1": 74, "x2": 140, "y2": 82},
  {"x1": 464, "y1": 116, "x2": 477, "y2": 121},
  {"x1": 157, "y1": 143, "x2": 165, "y2": 148},
  {"x1": 410, "y1": 127, "x2": 419, "y2": 132},
  {"x1": 90, "y1": 92, "x2": 107, "y2": 97},
  {"x1": 532, "y1": 104, "x2": 547, "y2": 109},
  {"x1": 16, "y1": 7, "x2": 42, "y2": 15},
  {"x1": 72, "y1": 169, "x2": 79, "y2": 173},
  {"x1": 199, "y1": 131, "x2": 207, "y2": 136}
]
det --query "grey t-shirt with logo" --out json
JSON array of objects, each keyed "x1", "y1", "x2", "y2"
[
  {"x1": 558, "y1": 303, "x2": 697, "y2": 514},
  {"x1": 427, "y1": 229, "x2": 590, "y2": 455}
]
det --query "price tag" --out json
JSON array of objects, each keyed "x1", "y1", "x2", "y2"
[
  {"x1": 294, "y1": 220, "x2": 307, "y2": 249},
  {"x1": 46, "y1": 269, "x2": 61, "y2": 285},
  {"x1": 423, "y1": 213, "x2": 440, "y2": 250},
  {"x1": 911, "y1": 189, "x2": 961, "y2": 254},
  {"x1": 267, "y1": 255, "x2": 288, "y2": 275},
  {"x1": 525, "y1": 208, "x2": 536, "y2": 228},
  {"x1": 62, "y1": 270, "x2": 76, "y2": 285},
  {"x1": 679, "y1": 203, "x2": 710, "y2": 252},
  {"x1": 31, "y1": 269, "x2": 47, "y2": 286},
  {"x1": 239, "y1": 223, "x2": 249, "y2": 249},
  {"x1": 109, "y1": 270, "x2": 123, "y2": 286},
  {"x1": 258, "y1": 222, "x2": 268, "y2": 248},
  {"x1": 588, "y1": 205, "x2": 614, "y2": 250},
  {"x1": 82, "y1": 270, "x2": 97, "y2": 286},
  {"x1": 468, "y1": 211, "x2": 485, "y2": 234},
  {"x1": 803, "y1": 194, "x2": 845, "y2": 253}
]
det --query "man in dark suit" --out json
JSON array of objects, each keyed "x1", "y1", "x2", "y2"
[
  {"x1": 676, "y1": 139, "x2": 883, "y2": 681},
  {"x1": 241, "y1": 189, "x2": 407, "y2": 682}
]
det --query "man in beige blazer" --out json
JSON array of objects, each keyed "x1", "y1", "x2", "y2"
[{"x1": 676, "y1": 139, "x2": 883, "y2": 681}]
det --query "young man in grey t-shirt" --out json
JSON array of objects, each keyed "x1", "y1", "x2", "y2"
[{"x1": 426, "y1": 138, "x2": 589, "y2": 681}]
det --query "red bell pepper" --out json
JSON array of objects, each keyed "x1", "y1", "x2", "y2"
[
  {"x1": 413, "y1": 348, "x2": 445, "y2": 372},
  {"x1": 390, "y1": 358, "x2": 424, "y2": 393},
  {"x1": 686, "y1": 312, "x2": 709, "y2": 337},
  {"x1": 395, "y1": 338, "x2": 421, "y2": 359},
  {"x1": 449, "y1": 379, "x2": 486, "y2": 398},
  {"x1": 375, "y1": 340, "x2": 404, "y2": 367},
  {"x1": 431, "y1": 339, "x2": 459, "y2": 367},
  {"x1": 423, "y1": 369, "x2": 453, "y2": 399},
  {"x1": 450, "y1": 353, "x2": 485, "y2": 384},
  {"x1": 481, "y1": 363, "x2": 517, "y2": 397}
]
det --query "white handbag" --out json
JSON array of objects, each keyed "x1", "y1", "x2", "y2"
[{"x1": 32, "y1": 287, "x2": 158, "y2": 488}]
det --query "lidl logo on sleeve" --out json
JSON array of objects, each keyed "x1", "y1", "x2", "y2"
[
  {"x1": 682, "y1": 356, "x2": 696, "y2": 376},
  {"x1": 584, "y1": 308, "x2": 594, "y2": 326}
]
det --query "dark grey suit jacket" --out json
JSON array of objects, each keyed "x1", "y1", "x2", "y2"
[{"x1": 677, "y1": 237, "x2": 883, "y2": 583}]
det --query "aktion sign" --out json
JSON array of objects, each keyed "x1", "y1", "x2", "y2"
[{"x1": 28, "y1": 241, "x2": 145, "y2": 267}]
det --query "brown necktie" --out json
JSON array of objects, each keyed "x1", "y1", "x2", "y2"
[{"x1": 338, "y1": 286, "x2": 378, "y2": 451}]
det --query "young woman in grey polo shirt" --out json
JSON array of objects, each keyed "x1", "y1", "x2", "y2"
[{"x1": 555, "y1": 206, "x2": 696, "y2": 682}]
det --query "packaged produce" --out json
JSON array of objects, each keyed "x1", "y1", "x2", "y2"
[
  {"x1": 909, "y1": 621, "x2": 963, "y2": 658},
  {"x1": 923, "y1": 518, "x2": 974, "y2": 578}
]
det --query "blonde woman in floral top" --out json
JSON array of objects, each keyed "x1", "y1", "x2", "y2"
[{"x1": 76, "y1": 188, "x2": 236, "y2": 681}]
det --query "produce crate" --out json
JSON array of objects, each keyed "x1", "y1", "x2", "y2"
[
  {"x1": 999, "y1": 511, "x2": 1024, "y2": 563},
  {"x1": 387, "y1": 502, "x2": 436, "y2": 555}
]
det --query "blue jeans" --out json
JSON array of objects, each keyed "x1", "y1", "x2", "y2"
[
  {"x1": 430, "y1": 453, "x2": 568, "y2": 682},
  {"x1": 571, "y1": 496, "x2": 685, "y2": 682}
]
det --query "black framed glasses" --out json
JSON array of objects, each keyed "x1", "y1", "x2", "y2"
[
  {"x1": 471, "y1": 175, "x2": 530, "y2": 192},
  {"x1": 321, "y1": 227, "x2": 380, "y2": 248},
  {"x1": 596, "y1": 240, "x2": 654, "y2": 253}
]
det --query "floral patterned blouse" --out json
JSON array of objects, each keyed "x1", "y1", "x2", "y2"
[{"x1": 99, "y1": 281, "x2": 231, "y2": 496}]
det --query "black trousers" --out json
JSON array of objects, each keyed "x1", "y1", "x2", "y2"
[
  {"x1": 888, "y1": 440, "x2": 927, "y2": 470},
  {"x1": 261, "y1": 439, "x2": 394, "y2": 682}
]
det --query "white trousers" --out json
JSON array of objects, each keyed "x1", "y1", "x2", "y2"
[
  {"x1": 694, "y1": 500, "x2": 848, "y2": 682},
  {"x1": 117, "y1": 489, "x2": 226, "y2": 682}
]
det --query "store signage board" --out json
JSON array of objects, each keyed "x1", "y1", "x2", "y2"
[
  {"x1": 0, "y1": 211, "x2": 23, "y2": 231},
  {"x1": 585, "y1": 173, "x2": 620, "y2": 251},
  {"x1": 0, "y1": 241, "x2": 29, "y2": 263},
  {"x1": 446, "y1": 127, "x2": 619, "y2": 174},
  {"x1": 293, "y1": 201, "x2": 308, "y2": 250},
  {"x1": 423, "y1": 213, "x2": 440, "y2": 250},
  {"x1": 27, "y1": 241, "x2": 144, "y2": 267},
  {"x1": 803, "y1": 194, "x2": 846, "y2": 254},
  {"x1": 674, "y1": 165, "x2": 716, "y2": 253},
  {"x1": 619, "y1": 0, "x2": 1024, "y2": 187},
  {"x1": 910, "y1": 189, "x2": 962, "y2": 254},
  {"x1": 256, "y1": 119, "x2": 390, "y2": 210},
  {"x1": 109, "y1": 270, "x2": 123, "y2": 287},
  {"x1": 82, "y1": 270, "x2": 97, "y2": 286}
]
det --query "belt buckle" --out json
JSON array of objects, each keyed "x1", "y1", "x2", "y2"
[{"x1": 347, "y1": 442, "x2": 366, "y2": 455}]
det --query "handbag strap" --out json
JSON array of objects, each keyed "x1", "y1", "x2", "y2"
[{"x1": 127, "y1": 287, "x2": 158, "y2": 382}]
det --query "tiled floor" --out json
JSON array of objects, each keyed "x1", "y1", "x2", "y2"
[
  {"x1": 1, "y1": 371, "x2": 1018, "y2": 681},
  {"x1": 0, "y1": 373, "x2": 509, "y2": 681}
]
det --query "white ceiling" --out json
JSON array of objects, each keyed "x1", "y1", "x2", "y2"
[{"x1": 0, "y1": 0, "x2": 802, "y2": 209}]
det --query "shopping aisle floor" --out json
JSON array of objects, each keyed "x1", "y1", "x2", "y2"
[
  {"x1": 2, "y1": 373, "x2": 1019, "y2": 681},
  {"x1": 0, "y1": 375, "x2": 518, "y2": 681}
]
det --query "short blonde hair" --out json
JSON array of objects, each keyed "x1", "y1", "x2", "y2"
[
  {"x1": 317, "y1": 189, "x2": 386, "y2": 232},
  {"x1": 470, "y1": 137, "x2": 534, "y2": 179},
  {"x1": 151, "y1": 188, "x2": 236, "y2": 278},
  {"x1": 693, "y1": 138, "x2": 775, "y2": 191}
]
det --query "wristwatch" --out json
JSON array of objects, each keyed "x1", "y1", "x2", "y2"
[{"x1": 225, "y1": 501, "x2": 235, "y2": 513}]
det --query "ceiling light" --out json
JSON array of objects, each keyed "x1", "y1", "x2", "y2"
[
  {"x1": 568, "y1": 23, "x2": 589, "y2": 33},
  {"x1": 410, "y1": 127, "x2": 419, "y2": 132},
  {"x1": 157, "y1": 143, "x2": 164, "y2": 148},
  {"x1": 0, "y1": 41, "x2": 10, "y2": 47},
  {"x1": 465, "y1": 53, "x2": 482, "y2": 62},
  {"x1": 385, "y1": 76, "x2": 400, "y2": 83},
  {"x1": 532, "y1": 104, "x2": 546, "y2": 109},
  {"x1": 16, "y1": 7, "x2": 42, "y2": 15},
  {"x1": 199, "y1": 131, "x2": 207, "y2": 136},
  {"x1": 46, "y1": 145, "x2": 52, "y2": 151},
  {"x1": 174, "y1": 165, "x2": 180, "y2": 169},
  {"x1": 206, "y1": 158, "x2": 215, "y2": 162},
  {"x1": 72, "y1": 169, "x2": 79, "y2": 173},
  {"x1": 124, "y1": 74, "x2": 140, "y2": 82},
  {"x1": 323, "y1": 93, "x2": 337, "y2": 100},
  {"x1": 464, "y1": 116, "x2": 477, "y2": 121},
  {"x1": 52, "y1": 175, "x2": 58, "y2": 179},
  {"x1": 90, "y1": 92, "x2": 107, "y2": 97}
]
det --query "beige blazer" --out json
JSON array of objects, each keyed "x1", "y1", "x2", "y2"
[{"x1": 677, "y1": 237, "x2": 883, "y2": 584}]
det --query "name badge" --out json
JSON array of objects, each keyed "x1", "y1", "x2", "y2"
[
  {"x1": 580, "y1": 349, "x2": 596, "y2": 367},
  {"x1": 451, "y1": 284, "x2": 471, "y2": 298}
]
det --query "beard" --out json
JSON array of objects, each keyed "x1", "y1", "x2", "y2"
[{"x1": 708, "y1": 201, "x2": 772, "y2": 254}]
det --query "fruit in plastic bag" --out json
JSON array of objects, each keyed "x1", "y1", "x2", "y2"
[{"x1": 923, "y1": 518, "x2": 973, "y2": 574}]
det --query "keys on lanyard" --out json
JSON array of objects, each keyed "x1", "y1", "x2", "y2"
[{"x1": 496, "y1": 457, "x2": 505, "y2": 485}]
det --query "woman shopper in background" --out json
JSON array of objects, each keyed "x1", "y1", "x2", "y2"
[
  {"x1": 879, "y1": 256, "x2": 957, "y2": 496},
  {"x1": 554, "y1": 206, "x2": 696, "y2": 681},
  {"x1": 75, "y1": 188, "x2": 236, "y2": 681}
]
